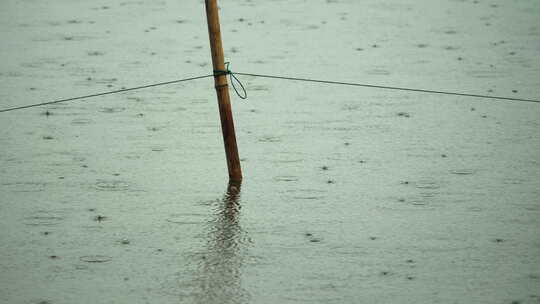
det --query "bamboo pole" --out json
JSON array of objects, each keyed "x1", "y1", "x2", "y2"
[{"x1": 205, "y1": 0, "x2": 242, "y2": 182}]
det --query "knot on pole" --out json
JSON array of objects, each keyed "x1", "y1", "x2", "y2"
[{"x1": 213, "y1": 62, "x2": 247, "y2": 100}]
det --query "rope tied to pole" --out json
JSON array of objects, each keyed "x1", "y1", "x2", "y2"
[
  {"x1": 213, "y1": 62, "x2": 248, "y2": 100},
  {"x1": 1, "y1": 70, "x2": 539, "y2": 114}
]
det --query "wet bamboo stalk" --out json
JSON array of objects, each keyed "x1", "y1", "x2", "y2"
[{"x1": 205, "y1": 0, "x2": 242, "y2": 182}]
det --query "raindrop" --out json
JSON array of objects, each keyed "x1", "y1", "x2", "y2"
[
  {"x1": 397, "y1": 112, "x2": 410, "y2": 118},
  {"x1": 94, "y1": 215, "x2": 107, "y2": 222}
]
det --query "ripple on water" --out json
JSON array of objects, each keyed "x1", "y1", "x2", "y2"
[
  {"x1": 286, "y1": 189, "x2": 326, "y2": 200},
  {"x1": 273, "y1": 176, "x2": 299, "y2": 182},
  {"x1": 166, "y1": 213, "x2": 206, "y2": 225},
  {"x1": 1, "y1": 181, "x2": 47, "y2": 192},
  {"x1": 99, "y1": 107, "x2": 125, "y2": 113},
  {"x1": 450, "y1": 169, "x2": 475, "y2": 175},
  {"x1": 94, "y1": 180, "x2": 131, "y2": 191},
  {"x1": 70, "y1": 118, "x2": 93, "y2": 125},
  {"x1": 79, "y1": 255, "x2": 112, "y2": 263},
  {"x1": 271, "y1": 159, "x2": 304, "y2": 164},
  {"x1": 415, "y1": 180, "x2": 440, "y2": 189},
  {"x1": 410, "y1": 200, "x2": 428, "y2": 206},
  {"x1": 196, "y1": 198, "x2": 220, "y2": 206},
  {"x1": 258, "y1": 136, "x2": 281, "y2": 143},
  {"x1": 23, "y1": 213, "x2": 65, "y2": 226}
]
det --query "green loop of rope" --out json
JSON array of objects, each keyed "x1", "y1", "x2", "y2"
[{"x1": 213, "y1": 62, "x2": 248, "y2": 100}]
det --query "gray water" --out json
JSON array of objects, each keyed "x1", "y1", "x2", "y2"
[{"x1": 1, "y1": 0, "x2": 539, "y2": 303}]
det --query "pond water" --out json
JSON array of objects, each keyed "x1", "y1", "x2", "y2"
[{"x1": 1, "y1": 0, "x2": 539, "y2": 303}]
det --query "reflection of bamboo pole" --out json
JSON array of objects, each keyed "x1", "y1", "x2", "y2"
[
  {"x1": 195, "y1": 181, "x2": 246, "y2": 304},
  {"x1": 205, "y1": 0, "x2": 242, "y2": 182}
]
